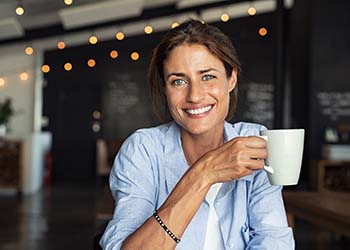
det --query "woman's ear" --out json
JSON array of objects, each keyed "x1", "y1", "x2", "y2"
[{"x1": 228, "y1": 68, "x2": 238, "y2": 93}]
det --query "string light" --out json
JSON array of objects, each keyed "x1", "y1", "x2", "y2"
[
  {"x1": 144, "y1": 25, "x2": 153, "y2": 35},
  {"x1": 64, "y1": 0, "x2": 73, "y2": 6},
  {"x1": 93, "y1": 111, "x2": 101, "y2": 119},
  {"x1": 110, "y1": 50, "x2": 119, "y2": 59},
  {"x1": 2, "y1": 4, "x2": 273, "y2": 82},
  {"x1": 20, "y1": 72, "x2": 29, "y2": 81},
  {"x1": 171, "y1": 22, "x2": 179, "y2": 29},
  {"x1": 57, "y1": 41, "x2": 66, "y2": 50},
  {"x1": 42, "y1": 65, "x2": 50, "y2": 73},
  {"x1": 259, "y1": 27, "x2": 268, "y2": 36},
  {"x1": 131, "y1": 52, "x2": 139, "y2": 61},
  {"x1": 24, "y1": 46, "x2": 34, "y2": 55},
  {"x1": 87, "y1": 59, "x2": 96, "y2": 68},
  {"x1": 64, "y1": 62, "x2": 73, "y2": 71},
  {"x1": 221, "y1": 13, "x2": 230, "y2": 22},
  {"x1": 115, "y1": 32, "x2": 125, "y2": 41},
  {"x1": 89, "y1": 35, "x2": 98, "y2": 45},
  {"x1": 248, "y1": 7, "x2": 256, "y2": 16},
  {"x1": 0, "y1": 77, "x2": 5, "y2": 87},
  {"x1": 15, "y1": 2, "x2": 25, "y2": 16}
]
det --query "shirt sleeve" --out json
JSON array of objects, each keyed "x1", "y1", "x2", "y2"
[
  {"x1": 100, "y1": 132, "x2": 157, "y2": 250},
  {"x1": 246, "y1": 170, "x2": 295, "y2": 250}
]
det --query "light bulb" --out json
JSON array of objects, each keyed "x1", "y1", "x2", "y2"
[
  {"x1": 20, "y1": 72, "x2": 29, "y2": 81},
  {"x1": 110, "y1": 50, "x2": 119, "y2": 59},
  {"x1": 57, "y1": 41, "x2": 66, "y2": 50},
  {"x1": 25, "y1": 46, "x2": 34, "y2": 55},
  {"x1": 259, "y1": 27, "x2": 268, "y2": 36},
  {"x1": 87, "y1": 59, "x2": 96, "y2": 68},
  {"x1": 171, "y1": 22, "x2": 179, "y2": 29},
  {"x1": 248, "y1": 7, "x2": 256, "y2": 16},
  {"x1": 42, "y1": 65, "x2": 50, "y2": 73},
  {"x1": 64, "y1": 63, "x2": 72, "y2": 71},
  {"x1": 89, "y1": 35, "x2": 98, "y2": 45},
  {"x1": 16, "y1": 6, "x2": 25, "y2": 16},
  {"x1": 0, "y1": 77, "x2": 5, "y2": 87},
  {"x1": 221, "y1": 13, "x2": 229, "y2": 22},
  {"x1": 64, "y1": 0, "x2": 73, "y2": 5},
  {"x1": 131, "y1": 52, "x2": 139, "y2": 61},
  {"x1": 116, "y1": 32, "x2": 125, "y2": 41},
  {"x1": 144, "y1": 25, "x2": 153, "y2": 35}
]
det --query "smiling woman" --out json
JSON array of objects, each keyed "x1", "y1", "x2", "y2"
[
  {"x1": 163, "y1": 43, "x2": 236, "y2": 137},
  {"x1": 100, "y1": 19, "x2": 294, "y2": 250}
]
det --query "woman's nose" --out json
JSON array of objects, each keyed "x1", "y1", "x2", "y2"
[{"x1": 186, "y1": 81, "x2": 205, "y2": 103}]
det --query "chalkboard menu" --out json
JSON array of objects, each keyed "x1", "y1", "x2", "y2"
[
  {"x1": 101, "y1": 69, "x2": 157, "y2": 140},
  {"x1": 316, "y1": 91, "x2": 350, "y2": 121},
  {"x1": 234, "y1": 81, "x2": 274, "y2": 128}
]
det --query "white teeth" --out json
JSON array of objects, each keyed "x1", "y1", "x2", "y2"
[{"x1": 186, "y1": 105, "x2": 212, "y2": 115}]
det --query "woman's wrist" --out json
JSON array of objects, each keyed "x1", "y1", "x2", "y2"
[{"x1": 188, "y1": 160, "x2": 213, "y2": 192}]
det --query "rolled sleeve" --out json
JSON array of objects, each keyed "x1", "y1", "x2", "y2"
[
  {"x1": 246, "y1": 170, "x2": 295, "y2": 250},
  {"x1": 100, "y1": 132, "x2": 157, "y2": 250}
]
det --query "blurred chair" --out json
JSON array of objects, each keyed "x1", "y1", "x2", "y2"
[{"x1": 96, "y1": 138, "x2": 124, "y2": 178}]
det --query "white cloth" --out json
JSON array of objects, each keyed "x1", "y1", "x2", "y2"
[{"x1": 203, "y1": 183, "x2": 226, "y2": 250}]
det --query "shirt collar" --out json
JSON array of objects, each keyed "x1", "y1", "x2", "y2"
[{"x1": 163, "y1": 122, "x2": 189, "y2": 193}]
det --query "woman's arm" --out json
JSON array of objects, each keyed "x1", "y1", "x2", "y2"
[
  {"x1": 122, "y1": 164, "x2": 210, "y2": 250},
  {"x1": 246, "y1": 170, "x2": 295, "y2": 250}
]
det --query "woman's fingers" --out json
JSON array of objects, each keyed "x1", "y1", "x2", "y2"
[
  {"x1": 202, "y1": 136, "x2": 268, "y2": 182},
  {"x1": 248, "y1": 148, "x2": 268, "y2": 160},
  {"x1": 231, "y1": 136, "x2": 266, "y2": 148}
]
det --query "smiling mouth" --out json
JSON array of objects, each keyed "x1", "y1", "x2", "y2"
[{"x1": 185, "y1": 105, "x2": 213, "y2": 115}]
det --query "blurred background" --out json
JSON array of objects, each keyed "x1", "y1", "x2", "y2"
[{"x1": 0, "y1": 0, "x2": 349, "y2": 249}]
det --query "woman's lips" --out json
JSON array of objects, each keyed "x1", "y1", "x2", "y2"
[{"x1": 184, "y1": 105, "x2": 213, "y2": 115}]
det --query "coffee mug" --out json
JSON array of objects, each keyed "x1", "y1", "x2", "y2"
[{"x1": 260, "y1": 129, "x2": 305, "y2": 185}]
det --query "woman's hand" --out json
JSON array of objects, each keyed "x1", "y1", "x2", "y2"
[{"x1": 194, "y1": 136, "x2": 267, "y2": 186}]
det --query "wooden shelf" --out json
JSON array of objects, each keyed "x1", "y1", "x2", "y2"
[
  {"x1": 317, "y1": 159, "x2": 350, "y2": 193},
  {"x1": 0, "y1": 139, "x2": 23, "y2": 191}
]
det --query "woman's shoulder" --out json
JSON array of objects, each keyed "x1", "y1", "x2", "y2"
[
  {"x1": 132, "y1": 122, "x2": 171, "y2": 139},
  {"x1": 122, "y1": 122, "x2": 173, "y2": 150}
]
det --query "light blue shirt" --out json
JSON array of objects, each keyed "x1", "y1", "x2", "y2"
[{"x1": 100, "y1": 121, "x2": 295, "y2": 250}]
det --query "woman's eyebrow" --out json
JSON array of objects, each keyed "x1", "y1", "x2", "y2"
[
  {"x1": 199, "y1": 68, "x2": 218, "y2": 74},
  {"x1": 166, "y1": 72, "x2": 186, "y2": 79}
]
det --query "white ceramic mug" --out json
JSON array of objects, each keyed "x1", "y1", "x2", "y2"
[{"x1": 260, "y1": 129, "x2": 305, "y2": 185}]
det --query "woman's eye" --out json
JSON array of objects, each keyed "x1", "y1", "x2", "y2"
[
  {"x1": 172, "y1": 79, "x2": 186, "y2": 86},
  {"x1": 202, "y1": 75, "x2": 215, "y2": 81}
]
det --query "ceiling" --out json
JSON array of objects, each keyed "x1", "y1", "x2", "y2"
[
  {"x1": 0, "y1": 0, "x2": 235, "y2": 43},
  {"x1": 0, "y1": 0, "x2": 294, "y2": 52}
]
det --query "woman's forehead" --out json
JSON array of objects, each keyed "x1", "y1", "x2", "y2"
[{"x1": 163, "y1": 43, "x2": 225, "y2": 72}]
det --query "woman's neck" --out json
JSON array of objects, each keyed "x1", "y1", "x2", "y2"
[{"x1": 180, "y1": 125, "x2": 225, "y2": 166}]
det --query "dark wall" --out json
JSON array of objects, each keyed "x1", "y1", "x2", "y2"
[
  {"x1": 288, "y1": 0, "x2": 350, "y2": 188},
  {"x1": 43, "y1": 33, "x2": 163, "y2": 182},
  {"x1": 309, "y1": 0, "x2": 350, "y2": 157}
]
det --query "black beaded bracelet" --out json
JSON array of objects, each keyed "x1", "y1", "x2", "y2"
[{"x1": 153, "y1": 210, "x2": 181, "y2": 243}]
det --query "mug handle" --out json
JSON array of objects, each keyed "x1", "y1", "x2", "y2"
[
  {"x1": 258, "y1": 135, "x2": 274, "y2": 174},
  {"x1": 264, "y1": 165, "x2": 274, "y2": 174}
]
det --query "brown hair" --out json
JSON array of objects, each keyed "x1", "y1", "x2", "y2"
[{"x1": 148, "y1": 19, "x2": 241, "y2": 122}]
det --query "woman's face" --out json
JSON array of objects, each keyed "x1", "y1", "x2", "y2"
[{"x1": 163, "y1": 43, "x2": 237, "y2": 136}]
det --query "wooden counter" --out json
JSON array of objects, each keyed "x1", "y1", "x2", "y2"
[{"x1": 283, "y1": 191, "x2": 350, "y2": 236}]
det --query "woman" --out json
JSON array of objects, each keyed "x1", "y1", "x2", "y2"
[{"x1": 100, "y1": 19, "x2": 294, "y2": 250}]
